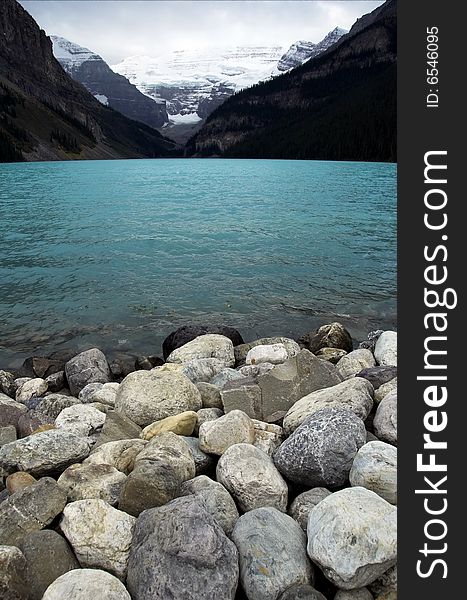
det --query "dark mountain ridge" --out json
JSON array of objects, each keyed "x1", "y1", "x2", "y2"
[
  {"x1": 0, "y1": 0, "x2": 177, "y2": 162},
  {"x1": 188, "y1": 0, "x2": 396, "y2": 162},
  {"x1": 51, "y1": 36, "x2": 169, "y2": 130}
]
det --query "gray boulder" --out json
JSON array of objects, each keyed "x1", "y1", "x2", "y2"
[
  {"x1": 118, "y1": 432, "x2": 195, "y2": 516},
  {"x1": 181, "y1": 358, "x2": 225, "y2": 383},
  {"x1": 114, "y1": 369, "x2": 202, "y2": 427},
  {"x1": 217, "y1": 443, "x2": 288, "y2": 512},
  {"x1": 0, "y1": 429, "x2": 91, "y2": 476},
  {"x1": 0, "y1": 370, "x2": 16, "y2": 397},
  {"x1": 0, "y1": 478, "x2": 67, "y2": 545},
  {"x1": 283, "y1": 377, "x2": 374, "y2": 435},
  {"x1": 15, "y1": 378, "x2": 48, "y2": 403},
  {"x1": 0, "y1": 426, "x2": 16, "y2": 447},
  {"x1": 42, "y1": 569, "x2": 131, "y2": 600},
  {"x1": 18, "y1": 530, "x2": 80, "y2": 600},
  {"x1": 222, "y1": 350, "x2": 342, "y2": 421},
  {"x1": 199, "y1": 409, "x2": 255, "y2": 455},
  {"x1": 288, "y1": 487, "x2": 331, "y2": 530},
  {"x1": 94, "y1": 410, "x2": 142, "y2": 446},
  {"x1": 179, "y1": 436, "x2": 216, "y2": 475},
  {"x1": 355, "y1": 366, "x2": 397, "y2": 389},
  {"x1": 84, "y1": 439, "x2": 147, "y2": 474},
  {"x1": 57, "y1": 463, "x2": 127, "y2": 505},
  {"x1": 197, "y1": 381, "x2": 223, "y2": 409},
  {"x1": 374, "y1": 392, "x2": 397, "y2": 445},
  {"x1": 127, "y1": 496, "x2": 239, "y2": 600},
  {"x1": 374, "y1": 378, "x2": 397, "y2": 404},
  {"x1": 65, "y1": 348, "x2": 111, "y2": 396},
  {"x1": 180, "y1": 475, "x2": 239, "y2": 534},
  {"x1": 33, "y1": 394, "x2": 82, "y2": 419},
  {"x1": 307, "y1": 487, "x2": 397, "y2": 589},
  {"x1": 336, "y1": 350, "x2": 376, "y2": 380},
  {"x1": 232, "y1": 507, "x2": 313, "y2": 600},
  {"x1": 274, "y1": 407, "x2": 366, "y2": 488},
  {"x1": 350, "y1": 441, "x2": 397, "y2": 504},
  {"x1": 0, "y1": 545, "x2": 28, "y2": 600}
]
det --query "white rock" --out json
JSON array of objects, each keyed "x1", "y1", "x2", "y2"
[
  {"x1": 217, "y1": 443, "x2": 288, "y2": 512},
  {"x1": 166, "y1": 334, "x2": 235, "y2": 367},
  {"x1": 246, "y1": 343, "x2": 288, "y2": 366},
  {"x1": 181, "y1": 358, "x2": 225, "y2": 383},
  {"x1": 307, "y1": 487, "x2": 397, "y2": 589},
  {"x1": 374, "y1": 332, "x2": 397, "y2": 367},
  {"x1": 337, "y1": 350, "x2": 376, "y2": 380},
  {"x1": 16, "y1": 378, "x2": 48, "y2": 403},
  {"x1": 199, "y1": 410, "x2": 255, "y2": 455},
  {"x1": 350, "y1": 441, "x2": 397, "y2": 504},
  {"x1": 42, "y1": 569, "x2": 131, "y2": 600},
  {"x1": 55, "y1": 404, "x2": 106, "y2": 437},
  {"x1": 252, "y1": 420, "x2": 284, "y2": 456},
  {"x1": 283, "y1": 377, "x2": 374, "y2": 435},
  {"x1": 114, "y1": 370, "x2": 202, "y2": 427},
  {"x1": 60, "y1": 499, "x2": 136, "y2": 580}
]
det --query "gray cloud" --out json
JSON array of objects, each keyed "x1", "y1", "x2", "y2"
[{"x1": 20, "y1": 1, "x2": 384, "y2": 65}]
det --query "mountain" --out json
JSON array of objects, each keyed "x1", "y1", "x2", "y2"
[
  {"x1": 187, "y1": 0, "x2": 396, "y2": 162},
  {"x1": 51, "y1": 36, "x2": 169, "y2": 129},
  {"x1": 277, "y1": 28, "x2": 348, "y2": 71},
  {"x1": 112, "y1": 46, "x2": 284, "y2": 121},
  {"x1": 111, "y1": 31, "x2": 345, "y2": 143},
  {"x1": 0, "y1": 0, "x2": 177, "y2": 162}
]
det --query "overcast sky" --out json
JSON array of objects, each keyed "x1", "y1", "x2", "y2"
[{"x1": 20, "y1": 1, "x2": 384, "y2": 65}]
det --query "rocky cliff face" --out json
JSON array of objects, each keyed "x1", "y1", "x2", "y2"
[
  {"x1": 51, "y1": 36, "x2": 169, "y2": 129},
  {"x1": 0, "y1": 0, "x2": 176, "y2": 162},
  {"x1": 188, "y1": 0, "x2": 396, "y2": 162}
]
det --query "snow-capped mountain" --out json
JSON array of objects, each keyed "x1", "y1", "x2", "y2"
[
  {"x1": 111, "y1": 28, "x2": 347, "y2": 130},
  {"x1": 277, "y1": 27, "x2": 348, "y2": 71},
  {"x1": 51, "y1": 36, "x2": 169, "y2": 129},
  {"x1": 112, "y1": 46, "x2": 285, "y2": 121}
]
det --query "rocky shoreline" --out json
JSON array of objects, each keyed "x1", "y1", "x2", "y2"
[{"x1": 0, "y1": 322, "x2": 397, "y2": 600}]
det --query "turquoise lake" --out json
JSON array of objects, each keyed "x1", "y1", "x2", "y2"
[{"x1": 0, "y1": 159, "x2": 396, "y2": 368}]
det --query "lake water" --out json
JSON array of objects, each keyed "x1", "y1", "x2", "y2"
[{"x1": 0, "y1": 159, "x2": 396, "y2": 369}]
